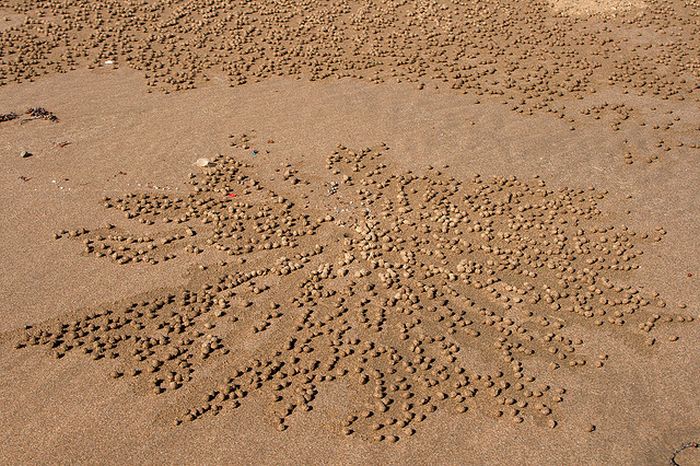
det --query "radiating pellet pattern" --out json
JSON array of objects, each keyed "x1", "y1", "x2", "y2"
[{"x1": 17, "y1": 138, "x2": 694, "y2": 442}]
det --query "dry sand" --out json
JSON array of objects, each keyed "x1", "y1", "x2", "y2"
[{"x1": 0, "y1": 1, "x2": 698, "y2": 465}]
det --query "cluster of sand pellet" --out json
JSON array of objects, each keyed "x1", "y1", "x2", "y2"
[
  {"x1": 16, "y1": 135, "x2": 695, "y2": 442},
  {"x1": 2, "y1": 1, "x2": 698, "y2": 165},
  {"x1": 1, "y1": 1, "x2": 698, "y2": 117}
]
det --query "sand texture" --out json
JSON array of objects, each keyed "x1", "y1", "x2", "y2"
[{"x1": 0, "y1": 0, "x2": 698, "y2": 464}]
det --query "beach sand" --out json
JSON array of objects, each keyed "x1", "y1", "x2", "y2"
[{"x1": 0, "y1": 1, "x2": 698, "y2": 464}]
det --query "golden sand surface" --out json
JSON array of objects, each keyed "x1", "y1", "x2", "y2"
[{"x1": 0, "y1": 1, "x2": 698, "y2": 464}]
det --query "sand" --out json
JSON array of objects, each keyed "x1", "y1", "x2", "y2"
[
  {"x1": 0, "y1": 1, "x2": 698, "y2": 465},
  {"x1": 549, "y1": 0, "x2": 648, "y2": 16}
]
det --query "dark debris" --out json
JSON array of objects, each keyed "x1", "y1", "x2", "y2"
[
  {"x1": 2, "y1": 107, "x2": 59, "y2": 124},
  {"x1": 25, "y1": 107, "x2": 59, "y2": 122},
  {"x1": 0, "y1": 112, "x2": 18, "y2": 123}
]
